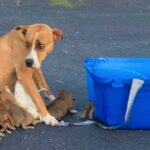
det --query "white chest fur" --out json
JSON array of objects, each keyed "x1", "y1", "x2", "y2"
[{"x1": 14, "y1": 81, "x2": 40, "y2": 119}]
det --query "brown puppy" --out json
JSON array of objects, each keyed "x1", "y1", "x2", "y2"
[
  {"x1": 1, "y1": 88, "x2": 39, "y2": 129},
  {"x1": 0, "y1": 100, "x2": 15, "y2": 133},
  {"x1": 0, "y1": 24, "x2": 63, "y2": 125},
  {"x1": 47, "y1": 90, "x2": 76, "y2": 121},
  {"x1": 80, "y1": 102, "x2": 95, "y2": 120}
]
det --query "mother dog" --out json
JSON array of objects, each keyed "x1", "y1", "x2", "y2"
[{"x1": 0, "y1": 24, "x2": 63, "y2": 125}]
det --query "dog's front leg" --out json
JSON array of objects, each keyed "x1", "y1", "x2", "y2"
[
  {"x1": 33, "y1": 68, "x2": 55, "y2": 102},
  {"x1": 17, "y1": 69, "x2": 58, "y2": 126}
]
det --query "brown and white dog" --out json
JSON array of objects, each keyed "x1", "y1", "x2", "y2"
[{"x1": 0, "y1": 24, "x2": 63, "y2": 125}]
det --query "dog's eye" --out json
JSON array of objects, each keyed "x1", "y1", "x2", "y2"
[
  {"x1": 25, "y1": 41, "x2": 30, "y2": 49},
  {"x1": 37, "y1": 43, "x2": 45, "y2": 50}
]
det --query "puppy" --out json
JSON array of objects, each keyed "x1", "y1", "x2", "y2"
[
  {"x1": 47, "y1": 90, "x2": 76, "y2": 120},
  {"x1": 80, "y1": 102, "x2": 95, "y2": 120},
  {"x1": 0, "y1": 100, "x2": 15, "y2": 133},
  {"x1": 1, "y1": 88, "x2": 39, "y2": 129}
]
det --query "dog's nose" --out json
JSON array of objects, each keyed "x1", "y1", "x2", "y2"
[{"x1": 25, "y1": 59, "x2": 34, "y2": 67}]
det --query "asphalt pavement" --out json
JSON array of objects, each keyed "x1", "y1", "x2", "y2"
[{"x1": 0, "y1": 0, "x2": 150, "y2": 150}]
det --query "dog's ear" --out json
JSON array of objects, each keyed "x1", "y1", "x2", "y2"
[
  {"x1": 53, "y1": 28, "x2": 64, "y2": 42},
  {"x1": 15, "y1": 25, "x2": 28, "y2": 41}
]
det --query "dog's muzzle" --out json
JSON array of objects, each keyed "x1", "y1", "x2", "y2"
[{"x1": 25, "y1": 59, "x2": 34, "y2": 67}]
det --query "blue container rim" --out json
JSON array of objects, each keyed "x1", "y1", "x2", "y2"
[
  {"x1": 83, "y1": 57, "x2": 150, "y2": 84},
  {"x1": 84, "y1": 57, "x2": 150, "y2": 63}
]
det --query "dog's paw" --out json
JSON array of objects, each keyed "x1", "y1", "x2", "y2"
[{"x1": 43, "y1": 114, "x2": 59, "y2": 126}]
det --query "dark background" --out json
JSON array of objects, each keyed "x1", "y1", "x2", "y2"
[{"x1": 0, "y1": 0, "x2": 150, "y2": 149}]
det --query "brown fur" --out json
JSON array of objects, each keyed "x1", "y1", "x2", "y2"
[
  {"x1": 0, "y1": 100, "x2": 15, "y2": 132},
  {"x1": 0, "y1": 89, "x2": 39, "y2": 129},
  {"x1": 0, "y1": 24, "x2": 63, "y2": 125},
  {"x1": 47, "y1": 90, "x2": 74, "y2": 120},
  {"x1": 80, "y1": 102, "x2": 95, "y2": 120}
]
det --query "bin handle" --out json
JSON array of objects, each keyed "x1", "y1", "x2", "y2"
[
  {"x1": 85, "y1": 59, "x2": 147, "y2": 78},
  {"x1": 84, "y1": 66, "x2": 113, "y2": 83},
  {"x1": 85, "y1": 57, "x2": 149, "y2": 81},
  {"x1": 102, "y1": 67, "x2": 147, "y2": 79},
  {"x1": 85, "y1": 64, "x2": 147, "y2": 84}
]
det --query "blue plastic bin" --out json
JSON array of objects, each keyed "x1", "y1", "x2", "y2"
[{"x1": 84, "y1": 58, "x2": 150, "y2": 129}]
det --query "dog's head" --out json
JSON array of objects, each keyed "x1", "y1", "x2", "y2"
[{"x1": 15, "y1": 24, "x2": 64, "y2": 68}]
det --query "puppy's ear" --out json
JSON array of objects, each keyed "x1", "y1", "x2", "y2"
[
  {"x1": 15, "y1": 25, "x2": 28, "y2": 41},
  {"x1": 53, "y1": 28, "x2": 64, "y2": 42}
]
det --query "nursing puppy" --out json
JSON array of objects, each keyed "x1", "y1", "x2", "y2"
[
  {"x1": 0, "y1": 100, "x2": 15, "y2": 133},
  {"x1": 47, "y1": 90, "x2": 76, "y2": 120},
  {"x1": 0, "y1": 24, "x2": 63, "y2": 125},
  {"x1": 1, "y1": 88, "x2": 39, "y2": 129}
]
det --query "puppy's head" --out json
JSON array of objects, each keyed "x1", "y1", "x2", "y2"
[
  {"x1": 58, "y1": 90, "x2": 75, "y2": 109},
  {"x1": 15, "y1": 24, "x2": 64, "y2": 68},
  {"x1": 80, "y1": 102, "x2": 95, "y2": 119},
  {"x1": 57, "y1": 90, "x2": 74, "y2": 102}
]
